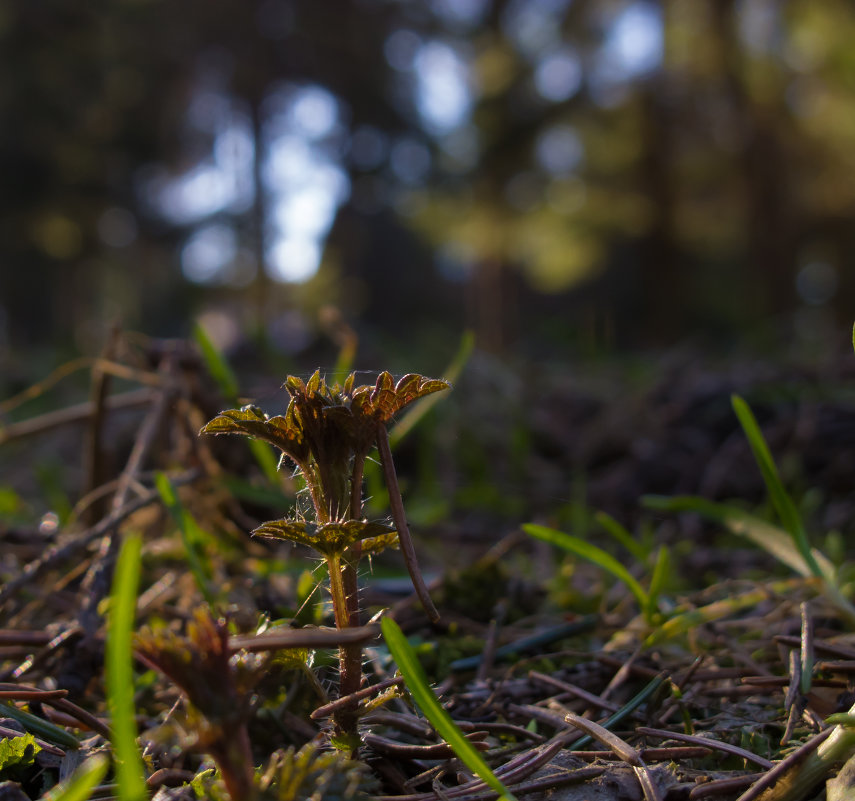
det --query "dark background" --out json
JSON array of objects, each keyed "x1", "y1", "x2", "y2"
[{"x1": 1, "y1": 0, "x2": 853, "y2": 386}]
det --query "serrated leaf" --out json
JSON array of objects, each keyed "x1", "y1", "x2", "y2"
[
  {"x1": 252, "y1": 519, "x2": 314, "y2": 548},
  {"x1": 270, "y1": 648, "x2": 310, "y2": 670},
  {"x1": 285, "y1": 375, "x2": 306, "y2": 394},
  {"x1": 361, "y1": 531, "x2": 399, "y2": 555},
  {"x1": 252, "y1": 519, "x2": 395, "y2": 556},
  {"x1": 200, "y1": 407, "x2": 308, "y2": 464}
]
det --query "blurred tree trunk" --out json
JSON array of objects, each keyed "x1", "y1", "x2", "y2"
[
  {"x1": 637, "y1": 81, "x2": 682, "y2": 341},
  {"x1": 468, "y1": 258, "x2": 517, "y2": 354},
  {"x1": 712, "y1": 0, "x2": 794, "y2": 317}
]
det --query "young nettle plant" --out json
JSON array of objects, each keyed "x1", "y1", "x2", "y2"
[{"x1": 200, "y1": 370, "x2": 450, "y2": 748}]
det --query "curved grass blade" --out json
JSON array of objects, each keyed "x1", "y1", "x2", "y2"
[
  {"x1": 643, "y1": 495, "x2": 855, "y2": 624},
  {"x1": 193, "y1": 323, "x2": 280, "y2": 485},
  {"x1": 731, "y1": 394, "x2": 822, "y2": 579},
  {"x1": 595, "y1": 511, "x2": 648, "y2": 563},
  {"x1": 155, "y1": 472, "x2": 216, "y2": 606},
  {"x1": 381, "y1": 617, "x2": 517, "y2": 801},
  {"x1": 106, "y1": 532, "x2": 148, "y2": 801},
  {"x1": 643, "y1": 496, "x2": 819, "y2": 578},
  {"x1": 390, "y1": 330, "x2": 473, "y2": 447},
  {"x1": 44, "y1": 754, "x2": 109, "y2": 801},
  {"x1": 523, "y1": 524, "x2": 649, "y2": 612},
  {"x1": 645, "y1": 545, "x2": 670, "y2": 624},
  {"x1": 193, "y1": 322, "x2": 239, "y2": 401},
  {"x1": 644, "y1": 578, "x2": 807, "y2": 647}
]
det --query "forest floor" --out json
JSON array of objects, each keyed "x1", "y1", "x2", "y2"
[{"x1": 1, "y1": 334, "x2": 855, "y2": 800}]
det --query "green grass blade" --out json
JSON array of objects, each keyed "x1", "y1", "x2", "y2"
[
  {"x1": 381, "y1": 617, "x2": 517, "y2": 801},
  {"x1": 155, "y1": 473, "x2": 216, "y2": 606},
  {"x1": 106, "y1": 532, "x2": 148, "y2": 801},
  {"x1": 48, "y1": 756, "x2": 109, "y2": 801},
  {"x1": 44, "y1": 754, "x2": 109, "y2": 801},
  {"x1": 193, "y1": 322, "x2": 239, "y2": 401},
  {"x1": 644, "y1": 578, "x2": 804, "y2": 647},
  {"x1": 569, "y1": 674, "x2": 664, "y2": 751},
  {"x1": 644, "y1": 495, "x2": 815, "y2": 577},
  {"x1": 731, "y1": 394, "x2": 822, "y2": 578},
  {"x1": 645, "y1": 545, "x2": 670, "y2": 624},
  {"x1": 193, "y1": 323, "x2": 281, "y2": 485},
  {"x1": 390, "y1": 330, "x2": 473, "y2": 447},
  {"x1": 0, "y1": 701, "x2": 80, "y2": 750},
  {"x1": 644, "y1": 495, "x2": 855, "y2": 626},
  {"x1": 595, "y1": 511, "x2": 648, "y2": 563},
  {"x1": 523, "y1": 524, "x2": 649, "y2": 611},
  {"x1": 248, "y1": 439, "x2": 282, "y2": 485}
]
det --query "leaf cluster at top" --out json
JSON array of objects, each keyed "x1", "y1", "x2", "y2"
[{"x1": 200, "y1": 370, "x2": 450, "y2": 474}]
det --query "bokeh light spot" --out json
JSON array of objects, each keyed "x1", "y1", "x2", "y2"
[{"x1": 534, "y1": 49, "x2": 582, "y2": 102}]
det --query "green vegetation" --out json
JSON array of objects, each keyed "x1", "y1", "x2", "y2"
[{"x1": 2, "y1": 330, "x2": 855, "y2": 800}]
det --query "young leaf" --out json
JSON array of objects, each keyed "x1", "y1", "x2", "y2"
[
  {"x1": 643, "y1": 578, "x2": 805, "y2": 646},
  {"x1": 523, "y1": 524, "x2": 650, "y2": 612},
  {"x1": 0, "y1": 732, "x2": 40, "y2": 775},
  {"x1": 381, "y1": 617, "x2": 517, "y2": 801},
  {"x1": 106, "y1": 532, "x2": 148, "y2": 801}
]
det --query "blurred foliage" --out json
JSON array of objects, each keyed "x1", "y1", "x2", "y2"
[{"x1": 1, "y1": 0, "x2": 853, "y2": 388}]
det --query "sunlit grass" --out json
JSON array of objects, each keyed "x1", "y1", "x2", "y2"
[
  {"x1": 105, "y1": 532, "x2": 148, "y2": 801},
  {"x1": 382, "y1": 616, "x2": 517, "y2": 801}
]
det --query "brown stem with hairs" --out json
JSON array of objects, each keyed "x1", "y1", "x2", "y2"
[{"x1": 330, "y1": 450, "x2": 368, "y2": 748}]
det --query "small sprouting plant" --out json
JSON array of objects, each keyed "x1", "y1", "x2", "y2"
[
  {"x1": 200, "y1": 370, "x2": 450, "y2": 749},
  {"x1": 135, "y1": 610, "x2": 263, "y2": 800},
  {"x1": 524, "y1": 515, "x2": 671, "y2": 628},
  {"x1": 646, "y1": 394, "x2": 855, "y2": 627}
]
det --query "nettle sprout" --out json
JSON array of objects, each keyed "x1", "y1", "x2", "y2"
[
  {"x1": 200, "y1": 370, "x2": 450, "y2": 748},
  {"x1": 135, "y1": 611, "x2": 261, "y2": 800}
]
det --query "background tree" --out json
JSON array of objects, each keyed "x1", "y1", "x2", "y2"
[{"x1": 1, "y1": 0, "x2": 852, "y2": 388}]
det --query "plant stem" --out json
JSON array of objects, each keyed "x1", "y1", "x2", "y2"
[
  {"x1": 376, "y1": 423, "x2": 439, "y2": 622},
  {"x1": 211, "y1": 722, "x2": 255, "y2": 801},
  {"x1": 326, "y1": 551, "x2": 362, "y2": 745}
]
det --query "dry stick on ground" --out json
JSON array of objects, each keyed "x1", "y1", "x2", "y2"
[
  {"x1": 562, "y1": 709, "x2": 663, "y2": 801},
  {"x1": 0, "y1": 470, "x2": 200, "y2": 609},
  {"x1": 82, "y1": 327, "x2": 121, "y2": 524},
  {"x1": 78, "y1": 357, "x2": 179, "y2": 637},
  {"x1": 0, "y1": 683, "x2": 112, "y2": 739},
  {"x1": 636, "y1": 727, "x2": 773, "y2": 769},
  {"x1": 0, "y1": 388, "x2": 156, "y2": 446},
  {"x1": 0, "y1": 355, "x2": 165, "y2": 421}
]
